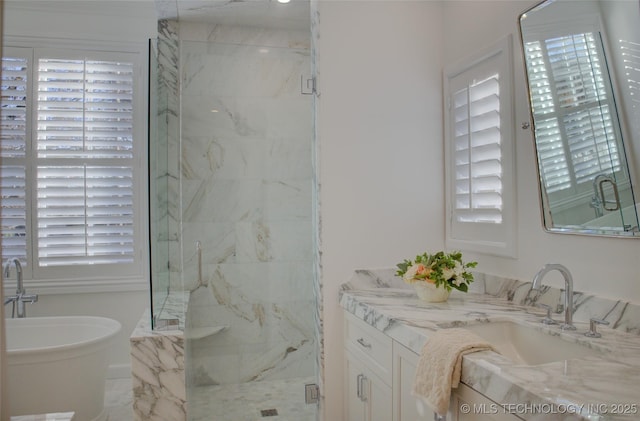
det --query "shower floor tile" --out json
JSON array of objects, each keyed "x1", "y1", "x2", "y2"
[
  {"x1": 188, "y1": 377, "x2": 317, "y2": 421},
  {"x1": 105, "y1": 376, "x2": 317, "y2": 421}
]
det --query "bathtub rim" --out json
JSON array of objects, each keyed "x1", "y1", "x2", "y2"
[{"x1": 6, "y1": 315, "x2": 121, "y2": 363}]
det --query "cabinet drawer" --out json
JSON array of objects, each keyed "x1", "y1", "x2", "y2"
[{"x1": 344, "y1": 311, "x2": 392, "y2": 383}]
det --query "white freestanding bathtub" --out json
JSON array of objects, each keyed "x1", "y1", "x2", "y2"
[{"x1": 6, "y1": 316, "x2": 121, "y2": 421}]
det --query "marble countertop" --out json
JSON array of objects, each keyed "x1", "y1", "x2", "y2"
[{"x1": 339, "y1": 269, "x2": 640, "y2": 421}]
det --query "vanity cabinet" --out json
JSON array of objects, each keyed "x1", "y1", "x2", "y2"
[
  {"x1": 345, "y1": 350, "x2": 393, "y2": 421},
  {"x1": 344, "y1": 312, "x2": 393, "y2": 421},
  {"x1": 393, "y1": 341, "x2": 435, "y2": 420},
  {"x1": 344, "y1": 311, "x2": 522, "y2": 421}
]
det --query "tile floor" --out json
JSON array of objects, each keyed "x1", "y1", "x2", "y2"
[
  {"x1": 104, "y1": 377, "x2": 317, "y2": 421},
  {"x1": 105, "y1": 378, "x2": 134, "y2": 421}
]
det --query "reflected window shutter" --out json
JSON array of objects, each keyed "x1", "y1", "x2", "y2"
[
  {"x1": 546, "y1": 33, "x2": 607, "y2": 108},
  {"x1": 0, "y1": 54, "x2": 29, "y2": 263},
  {"x1": 36, "y1": 57, "x2": 135, "y2": 267},
  {"x1": 524, "y1": 33, "x2": 621, "y2": 193},
  {"x1": 453, "y1": 74, "x2": 503, "y2": 223},
  {"x1": 524, "y1": 40, "x2": 571, "y2": 193},
  {"x1": 564, "y1": 105, "x2": 619, "y2": 184}
]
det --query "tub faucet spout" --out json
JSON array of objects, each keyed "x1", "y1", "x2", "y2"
[
  {"x1": 532, "y1": 263, "x2": 575, "y2": 330},
  {"x1": 3, "y1": 258, "x2": 37, "y2": 318},
  {"x1": 5, "y1": 258, "x2": 23, "y2": 293}
]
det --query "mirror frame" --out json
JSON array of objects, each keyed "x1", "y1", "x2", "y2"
[{"x1": 518, "y1": 0, "x2": 640, "y2": 238}]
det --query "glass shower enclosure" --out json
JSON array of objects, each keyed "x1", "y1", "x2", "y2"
[{"x1": 149, "y1": 22, "x2": 318, "y2": 420}]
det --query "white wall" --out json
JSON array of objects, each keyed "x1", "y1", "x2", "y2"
[
  {"x1": 3, "y1": 0, "x2": 156, "y2": 42},
  {"x1": 317, "y1": 1, "x2": 640, "y2": 419},
  {"x1": 441, "y1": 0, "x2": 640, "y2": 302},
  {"x1": 2, "y1": 1, "x2": 157, "y2": 377},
  {"x1": 316, "y1": 2, "x2": 444, "y2": 419}
]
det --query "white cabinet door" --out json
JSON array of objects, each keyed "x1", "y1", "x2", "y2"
[
  {"x1": 345, "y1": 349, "x2": 393, "y2": 421},
  {"x1": 345, "y1": 351, "x2": 367, "y2": 421},
  {"x1": 367, "y1": 371, "x2": 393, "y2": 421},
  {"x1": 393, "y1": 341, "x2": 436, "y2": 421}
]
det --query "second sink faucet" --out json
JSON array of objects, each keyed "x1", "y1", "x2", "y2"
[{"x1": 531, "y1": 263, "x2": 576, "y2": 330}]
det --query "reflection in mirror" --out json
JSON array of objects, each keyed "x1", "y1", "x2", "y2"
[{"x1": 519, "y1": 0, "x2": 640, "y2": 237}]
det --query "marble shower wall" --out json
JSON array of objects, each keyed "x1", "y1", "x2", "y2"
[
  {"x1": 152, "y1": 19, "x2": 183, "y2": 323},
  {"x1": 177, "y1": 23, "x2": 316, "y2": 385}
]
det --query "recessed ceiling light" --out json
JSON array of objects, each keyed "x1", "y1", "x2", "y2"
[{"x1": 277, "y1": 0, "x2": 291, "y2": 3}]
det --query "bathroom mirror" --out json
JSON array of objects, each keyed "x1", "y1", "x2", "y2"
[{"x1": 519, "y1": 0, "x2": 640, "y2": 237}]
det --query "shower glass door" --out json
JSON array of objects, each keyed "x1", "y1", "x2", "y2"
[{"x1": 178, "y1": 39, "x2": 317, "y2": 420}]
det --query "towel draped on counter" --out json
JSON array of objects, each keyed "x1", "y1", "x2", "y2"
[{"x1": 412, "y1": 327, "x2": 497, "y2": 416}]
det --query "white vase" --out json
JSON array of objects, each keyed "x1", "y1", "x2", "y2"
[{"x1": 413, "y1": 281, "x2": 450, "y2": 303}]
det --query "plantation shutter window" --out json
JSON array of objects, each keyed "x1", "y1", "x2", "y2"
[
  {"x1": 452, "y1": 73, "x2": 503, "y2": 224},
  {"x1": 36, "y1": 57, "x2": 135, "y2": 267},
  {"x1": 523, "y1": 32, "x2": 625, "y2": 196},
  {"x1": 1, "y1": 50, "x2": 30, "y2": 265},
  {"x1": 0, "y1": 44, "x2": 145, "y2": 284},
  {"x1": 444, "y1": 36, "x2": 516, "y2": 257}
]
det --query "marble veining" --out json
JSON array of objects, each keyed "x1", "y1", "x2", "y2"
[
  {"x1": 154, "y1": 291, "x2": 188, "y2": 330},
  {"x1": 175, "y1": 21, "x2": 316, "y2": 389},
  {"x1": 150, "y1": 17, "x2": 320, "y2": 420},
  {"x1": 152, "y1": 18, "x2": 182, "y2": 327},
  {"x1": 340, "y1": 269, "x2": 640, "y2": 421},
  {"x1": 130, "y1": 311, "x2": 186, "y2": 421}
]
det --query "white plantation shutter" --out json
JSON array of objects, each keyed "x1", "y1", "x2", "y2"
[
  {"x1": 36, "y1": 56, "x2": 135, "y2": 267},
  {"x1": 452, "y1": 74, "x2": 503, "y2": 224},
  {"x1": 1, "y1": 165, "x2": 27, "y2": 262},
  {"x1": 0, "y1": 44, "x2": 144, "y2": 283},
  {"x1": 524, "y1": 32, "x2": 624, "y2": 195},
  {"x1": 36, "y1": 166, "x2": 134, "y2": 266},
  {"x1": 37, "y1": 59, "x2": 134, "y2": 159},
  {"x1": 445, "y1": 36, "x2": 516, "y2": 257},
  {"x1": 1, "y1": 50, "x2": 30, "y2": 264},
  {"x1": 1, "y1": 56, "x2": 28, "y2": 159}
]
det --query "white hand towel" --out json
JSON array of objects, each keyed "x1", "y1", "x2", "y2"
[{"x1": 412, "y1": 328, "x2": 497, "y2": 416}]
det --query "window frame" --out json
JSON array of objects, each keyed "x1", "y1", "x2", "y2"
[
  {"x1": 1, "y1": 37, "x2": 148, "y2": 293},
  {"x1": 444, "y1": 35, "x2": 517, "y2": 258}
]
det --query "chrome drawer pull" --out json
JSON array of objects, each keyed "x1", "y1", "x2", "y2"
[
  {"x1": 357, "y1": 338, "x2": 372, "y2": 349},
  {"x1": 357, "y1": 374, "x2": 368, "y2": 402}
]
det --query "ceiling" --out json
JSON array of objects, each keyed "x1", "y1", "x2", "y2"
[{"x1": 156, "y1": 0, "x2": 310, "y2": 30}]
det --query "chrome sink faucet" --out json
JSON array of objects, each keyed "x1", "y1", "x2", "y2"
[
  {"x1": 531, "y1": 263, "x2": 576, "y2": 330},
  {"x1": 3, "y1": 258, "x2": 38, "y2": 318}
]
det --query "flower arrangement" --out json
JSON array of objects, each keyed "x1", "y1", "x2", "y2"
[{"x1": 396, "y1": 250, "x2": 477, "y2": 292}]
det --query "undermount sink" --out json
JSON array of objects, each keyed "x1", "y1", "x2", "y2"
[{"x1": 462, "y1": 321, "x2": 604, "y2": 365}]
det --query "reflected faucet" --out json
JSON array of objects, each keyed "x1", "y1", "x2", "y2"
[
  {"x1": 3, "y1": 258, "x2": 38, "y2": 318},
  {"x1": 531, "y1": 263, "x2": 576, "y2": 330}
]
